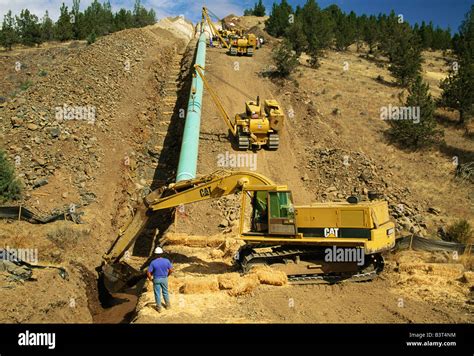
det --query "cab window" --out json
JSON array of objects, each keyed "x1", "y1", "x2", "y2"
[{"x1": 269, "y1": 192, "x2": 294, "y2": 219}]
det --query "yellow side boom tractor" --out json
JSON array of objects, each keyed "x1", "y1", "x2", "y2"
[
  {"x1": 201, "y1": 7, "x2": 231, "y2": 50},
  {"x1": 229, "y1": 33, "x2": 257, "y2": 56},
  {"x1": 201, "y1": 7, "x2": 257, "y2": 57},
  {"x1": 194, "y1": 64, "x2": 284, "y2": 150},
  {"x1": 102, "y1": 170, "x2": 396, "y2": 292}
]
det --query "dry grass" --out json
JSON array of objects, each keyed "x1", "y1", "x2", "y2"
[
  {"x1": 389, "y1": 250, "x2": 472, "y2": 308},
  {"x1": 251, "y1": 266, "x2": 288, "y2": 286},
  {"x1": 0, "y1": 231, "x2": 29, "y2": 249},
  {"x1": 459, "y1": 254, "x2": 474, "y2": 270},
  {"x1": 46, "y1": 223, "x2": 90, "y2": 249},
  {"x1": 180, "y1": 276, "x2": 220, "y2": 294},
  {"x1": 397, "y1": 262, "x2": 464, "y2": 279},
  {"x1": 163, "y1": 233, "x2": 226, "y2": 248},
  {"x1": 227, "y1": 274, "x2": 260, "y2": 297},
  {"x1": 466, "y1": 120, "x2": 474, "y2": 137},
  {"x1": 217, "y1": 272, "x2": 241, "y2": 290},
  {"x1": 209, "y1": 249, "x2": 225, "y2": 259},
  {"x1": 462, "y1": 271, "x2": 474, "y2": 287}
]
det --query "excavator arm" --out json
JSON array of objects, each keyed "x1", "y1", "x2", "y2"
[
  {"x1": 145, "y1": 170, "x2": 279, "y2": 210},
  {"x1": 194, "y1": 64, "x2": 238, "y2": 137},
  {"x1": 202, "y1": 7, "x2": 230, "y2": 49},
  {"x1": 101, "y1": 170, "x2": 282, "y2": 292}
]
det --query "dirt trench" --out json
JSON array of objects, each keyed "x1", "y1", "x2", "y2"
[
  {"x1": 91, "y1": 35, "x2": 197, "y2": 323},
  {"x1": 0, "y1": 22, "x2": 195, "y2": 323}
]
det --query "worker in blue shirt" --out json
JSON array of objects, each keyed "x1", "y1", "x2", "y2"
[{"x1": 147, "y1": 247, "x2": 173, "y2": 312}]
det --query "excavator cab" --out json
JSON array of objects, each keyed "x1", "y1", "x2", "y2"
[
  {"x1": 268, "y1": 191, "x2": 297, "y2": 235},
  {"x1": 250, "y1": 190, "x2": 297, "y2": 236},
  {"x1": 251, "y1": 191, "x2": 268, "y2": 232}
]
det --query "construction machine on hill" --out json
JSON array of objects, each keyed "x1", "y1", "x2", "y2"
[
  {"x1": 194, "y1": 64, "x2": 283, "y2": 150},
  {"x1": 228, "y1": 33, "x2": 258, "y2": 56},
  {"x1": 201, "y1": 7, "x2": 257, "y2": 56},
  {"x1": 102, "y1": 170, "x2": 395, "y2": 292},
  {"x1": 201, "y1": 7, "x2": 230, "y2": 50}
]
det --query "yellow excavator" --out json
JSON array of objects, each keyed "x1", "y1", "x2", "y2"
[
  {"x1": 101, "y1": 170, "x2": 395, "y2": 292},
  {"x1": 201, "y1": 7, "x2": 257, "y2": 56},
  {"x1": 194, "y1": 64, "x2": 283, "y2": 150}
]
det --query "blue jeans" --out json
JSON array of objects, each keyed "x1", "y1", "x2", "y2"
[{"x1": 153, "y1": 277, "x2": 170, "y2": 307}]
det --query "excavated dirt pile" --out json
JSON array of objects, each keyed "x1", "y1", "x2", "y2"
[
  {"x1": 1, "y1": 26, "x2": 185, "y2": 213},
  {"x1": 154, "y1": 16, "x2": 195, "y2": 42}
]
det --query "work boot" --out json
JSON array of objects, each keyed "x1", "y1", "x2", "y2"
[
  {"x1": 154, "y1": 305, "x2": 162, "y2": 313},
  {"x1": 164, "y1": 302, "x2": 171, "y2": 310}
]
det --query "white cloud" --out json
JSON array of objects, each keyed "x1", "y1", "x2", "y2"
[
  {"x1": 0, "y1": 0, "x2": 95, "y2": 21},
  {"x1": 146, "y1": 0, "x2": 246, "y2": 22}
]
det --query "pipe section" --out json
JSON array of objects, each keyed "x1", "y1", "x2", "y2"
[{"x1": 176, "y1": 32, "x2": 207, "y2": 182}]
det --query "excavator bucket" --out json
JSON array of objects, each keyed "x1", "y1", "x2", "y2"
[
  {"x1": 101, "y1": 262, "x2": 143, "y2": 293},
  {"x1": 100, "y1": 204, "x2": 150, "y2": 292}
]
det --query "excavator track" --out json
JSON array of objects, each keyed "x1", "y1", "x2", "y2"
[
  {"x1": 238, "y1": 133, "x2": 250, "y2": 150},
  {"x1": 238, "y1": 246, "x2": 384, "y2": 285},
  {"x1": 267, "y1": 133, "x2": 279, "y2": 150},
  {"x1": 287, "y1": 269, "x2": 379, "y2": 285}
]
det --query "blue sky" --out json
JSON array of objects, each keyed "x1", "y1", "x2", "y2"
[{"x1": 0, "y1": 0, "x2": 471, "y2": 31}]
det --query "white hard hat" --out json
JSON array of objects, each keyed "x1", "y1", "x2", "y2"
[{"x1": 154, "y1": 246, "x2": 163, "y2": 254}]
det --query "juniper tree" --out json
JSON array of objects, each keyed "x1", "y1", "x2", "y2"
[
  {"x1": 334, "y1": 12, "x2": 357, "y2": 51},
  {"x1": 272, "y1": 39, "x2": 299, "y2": 77},
  {"x1": 265, "y1": 0, "x2": 293, "y2": 38},
  {"x1": 0, "y1": 11, "x2": 18, "y2": 50},
  {"x1": 0, "y1": 150, "x2": 22, "y2": 202},
  {"x1": 253, "y1": 0, "x2": 266, "y2": 17},
  {"x1": 55, "y1": 3, "x2": 73, "y2": 41},
  {"x1": 303, "y1": 0, "x2": 334, "y2": 67},
  {"x1": 16, "y1": 9, "x2": 42, "y2": 46},
  {"x1": 389, "y1": 75, "x2": 441, "y2": 148},
  {"x1": 285, "y1": 18, "x2": 307, "y2": 56},
  {"x1": 388, "y1": 24, "x2": 423, "y2": 87},
  {"x1": 439, "y1": 61, "x2": 474, "y2": 124},
  {"x1": 439, "y1": 5, "x2": 474, "y2": 124},
  {"x1": 41, "y1": 11, "x2": 55, "y2": 42}
]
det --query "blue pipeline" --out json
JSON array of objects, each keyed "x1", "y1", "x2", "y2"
[{"x1": 176, "y1": 32, "x2": 207, "y2": 182}]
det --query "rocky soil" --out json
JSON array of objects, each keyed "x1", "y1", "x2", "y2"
[{"x1": 0, "y1": 21, "x2": 192, "y2": 323}]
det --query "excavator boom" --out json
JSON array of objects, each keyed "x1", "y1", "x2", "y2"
[
  {"x1": 146, "y1": 170, "x2": 283, "y2": 210},
  {"x1": 194, "y1": 64, "x2": 238, "y2": 137},
  {"x1": 202, "y1": 7, "x2": 230, "y2": 49},
  {"x1": 103, "y1": 170, "x2": 281, "y2": 265}
]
